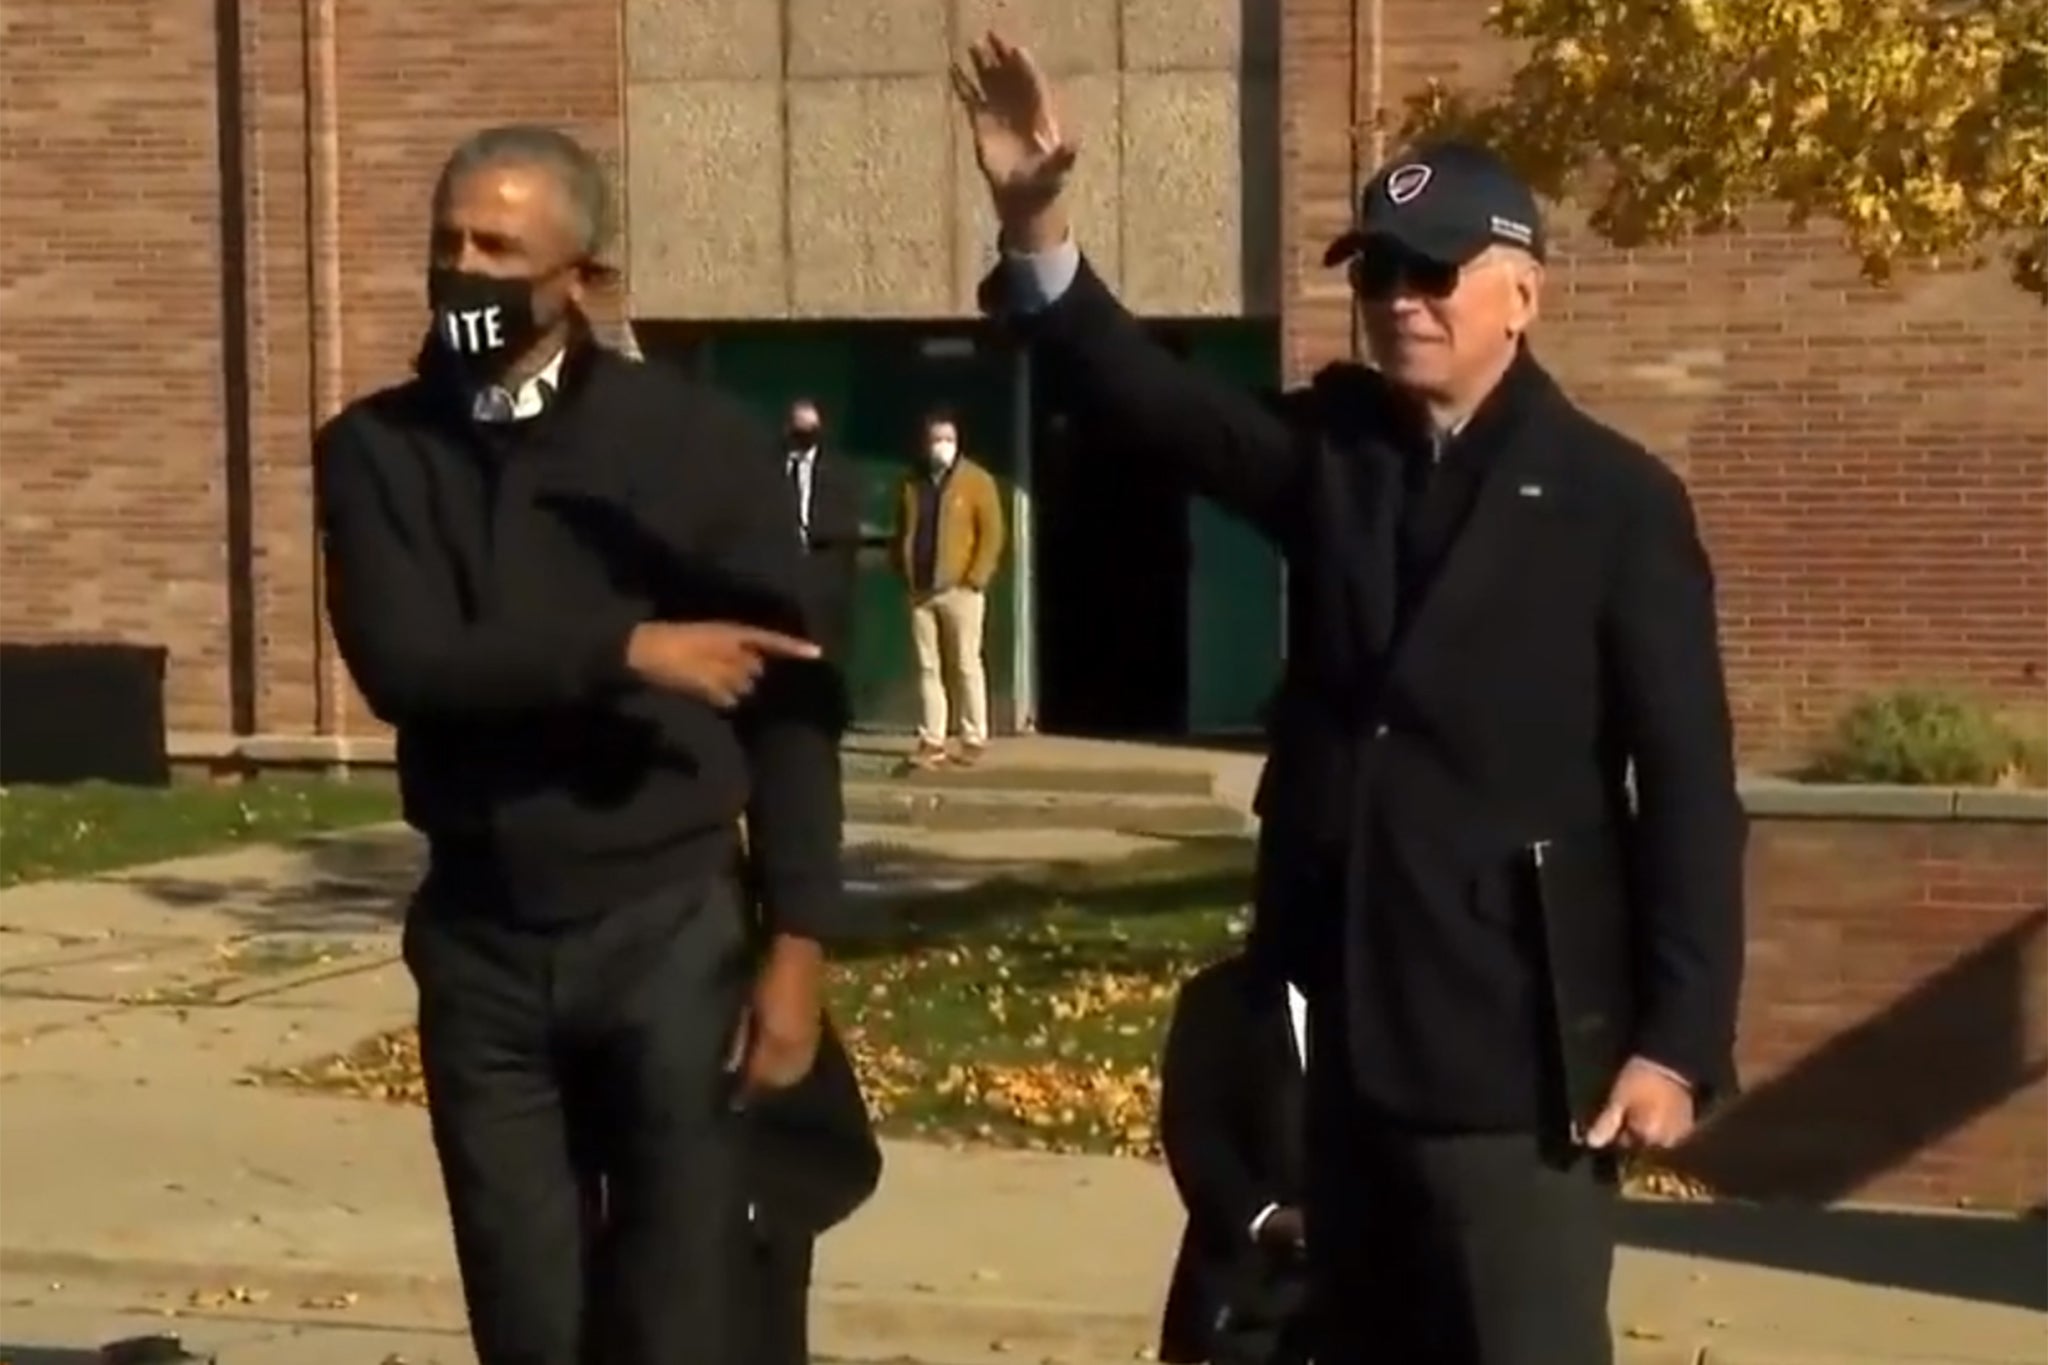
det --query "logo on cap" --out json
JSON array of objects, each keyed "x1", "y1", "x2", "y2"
[{"x1": 1385, "y1": 163, "x2": 1433, "y2": 206}]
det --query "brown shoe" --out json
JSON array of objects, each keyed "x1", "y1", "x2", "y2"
[
  {"x1": 955, "y1": 743, "x2": 988, "y2": 768},
  {"x1": 902, "y1": 743, "x2": 949, "y2": 773}
]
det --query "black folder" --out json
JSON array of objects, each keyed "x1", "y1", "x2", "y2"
[{"x1": 1522, "y1": 832, "x2": 1636, "y2": 1147}]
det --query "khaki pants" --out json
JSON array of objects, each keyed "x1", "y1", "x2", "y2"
[{"x1": 909, "y1": 586, "x2": 989, "y2": 747}]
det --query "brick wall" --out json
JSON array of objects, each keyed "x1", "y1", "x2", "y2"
[
  {"x1": 0, "y1": 0, "x2": 622, "y2": 745},
  {"x1": 1680, "y1": 807, "x2": 2048, "y2": 1211},
  {"x1": 0, "y1": 0, "x2": 234, "y2": 734},
  {"x1": 1280, "y1": 0, "x2": 2048, "y2": 765}
]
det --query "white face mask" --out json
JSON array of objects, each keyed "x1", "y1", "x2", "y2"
[{"x1": 927, "y1": 438, "x2": 958, "y2": 467}]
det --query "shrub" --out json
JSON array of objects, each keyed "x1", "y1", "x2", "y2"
[{"x1": 1807, "y1": 689, "x2": 2045, "y2": 787}]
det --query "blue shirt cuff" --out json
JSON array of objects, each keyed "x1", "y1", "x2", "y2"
[{"x1": 1001, "y1": 237, "x2": 1081, "y2": 313}]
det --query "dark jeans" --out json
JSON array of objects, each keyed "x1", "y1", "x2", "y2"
[
  {"x1": 1305, "y1": 1056, "x2": 1617, "y2": 1365},
  {"x1": 405, "y1": 873, "x2": 751, "y2": 1365}
]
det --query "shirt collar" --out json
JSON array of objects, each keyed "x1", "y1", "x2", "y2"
[{"x1": 472, "y1": 347, "x2": 567, "y2": 424}]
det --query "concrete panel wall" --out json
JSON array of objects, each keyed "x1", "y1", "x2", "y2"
[
  {"x1": 629, "y1": 83, "x2": 786, "y2": 317},
  {"x1": 625, "y1": 0, "x2": 1279, "y2": 319},
  {"x1": 788, "y1": 78, "x2": 955, "y2": 316}
]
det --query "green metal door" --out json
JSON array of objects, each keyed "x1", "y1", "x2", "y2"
[
  {"x1": 692, "y1": 323, "x2": 1019, "y2": 733},
  {"x1": 1178, "y1": 323, "x2": 1285, "y2": 733}
]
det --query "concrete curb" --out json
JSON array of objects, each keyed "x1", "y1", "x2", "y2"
[
  {"x1": 0, "y1": 1246, "x2": 1160, "y2": 1365},
  {"x1": 3, "y1": 1248, "x2": 2024, "y2": 1365}
]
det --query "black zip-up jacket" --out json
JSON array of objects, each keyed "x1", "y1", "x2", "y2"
[{"x1": 313, "y1": 334, "x2": 843, "y2": 935}]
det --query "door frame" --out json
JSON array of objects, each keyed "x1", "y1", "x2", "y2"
[{"x1": 1006, "y1": 347, "x2": 1038, "y2": 734}]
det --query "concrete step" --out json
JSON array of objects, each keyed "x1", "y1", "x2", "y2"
[{"x1": 842, "y1": 781, "x2": 1249, "y2": 836}]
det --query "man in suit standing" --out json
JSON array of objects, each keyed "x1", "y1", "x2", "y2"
[
  {"x1": 950, "y1": 36, "x2": 1746, "y2": 1365},
  {"x1": 784, "y1": 400, "x2": 864, "y2": 665},
  {"x1": 1159, "y1": 944, "x2": 1310, "y2": 1365}
]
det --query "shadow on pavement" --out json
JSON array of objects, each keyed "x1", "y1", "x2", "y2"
[
  {"x1": 108, "y1": 822, "x2": 1257, "y2": 954},
  {"x1": 0, "y1": 1347, "x2": 104, "y2": 1365},
  {"x1": 833, "y1": 833, "x2": 1253, "y2": 951},
  {"x1": 111, "y1": 828, "x2": 423, "y2": 934},
  {"x1": 1620, "y1": 1200, "x2": 2048, "y2": 1312}
]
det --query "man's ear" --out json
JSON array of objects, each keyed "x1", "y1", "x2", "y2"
[
  {"x1": 569, "y1": 258, "x2": 621, "y2": 308},
  {"x1": 1510, "y1": 259, "x2": 1544, "y2": 337}
]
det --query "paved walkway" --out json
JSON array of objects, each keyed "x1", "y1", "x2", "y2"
[{"x1": 1, "y1": 831, "x2": 2042, "y2": 1365}]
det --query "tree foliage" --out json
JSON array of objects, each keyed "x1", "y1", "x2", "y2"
[{"x1": 1404, "y1": 0, "x2": 2048, "y2": 296}]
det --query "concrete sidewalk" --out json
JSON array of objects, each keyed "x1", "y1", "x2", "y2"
[{"x1": 2, "y1": 834, "x2": 2043, "y2": 1365}]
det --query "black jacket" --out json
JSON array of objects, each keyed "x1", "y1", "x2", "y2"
[
  {"x1": 987, "y1": 258, "x2": 1745, "y2": 1133},
  {"x1": 793, "y1": 447, "x2": 864, "y2": 665},
  {"x1": 314, "y1": 336, "x2": 844, "y2": 935},
  {"x1": 1158, "y1": 953, "x2": 1307, "y2": 1365}
]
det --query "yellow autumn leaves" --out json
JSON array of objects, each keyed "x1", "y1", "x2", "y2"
[
  {"x1": 828, "y1": 933, "x2": 1202, "y2": 1159},
  {"x1": 1406, "y1": 0, "x2": 2048, "y2": 294},
  {"x1": 840, "y1": 990, "x2": 1171, "y2": 1157}
]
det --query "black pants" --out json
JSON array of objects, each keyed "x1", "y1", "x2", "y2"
[
  {"x1": 577, "y1": 1189, "x2": 815, "y2": 1365},
  {"x1": 404, "y1": 874, "x2": 750, "y2": 1365},
  {"x1": 1304, "y1": 1060, "x2": 1617, "y2": 1365},
  {"x1": 740, "y1": 1234, "x2": 814, "y2": 1365}
]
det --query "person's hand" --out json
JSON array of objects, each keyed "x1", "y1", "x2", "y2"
[
  {"x1": 728, "y1": 937, "x2": 825, "y2": 1105},
  {"x1": 1584, "y1": 1056, "x2": 1696, "y2": 1150},
  {"x1": 625, "y1": 622, "x2": 820, "y2": 709},
  {"x1": 949, "y1": 32, "x2": 1077, "y2": 250},
  {"x1": 1256, "y1": 1205, "x2": 1306, "y2": 1254}
]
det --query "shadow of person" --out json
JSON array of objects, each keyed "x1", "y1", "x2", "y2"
[{"x1": 1618, "y1": 1200, "x2": 2048, "y2": 1314}]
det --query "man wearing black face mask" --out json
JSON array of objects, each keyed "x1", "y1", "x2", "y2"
[
  {"x1": 313, "y1": 125, "x2": 847, "y2": 1365},
  {"x1": 783, "y1": 399, "x2": 864, "y2": 665},
  {"x1": 951, "y1": 36, "x2": 1746, "y2": 1365}
]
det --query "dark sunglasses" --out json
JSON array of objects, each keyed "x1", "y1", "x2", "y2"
[{"x1": 1349, "y1": 250, "x2": 1462, "y2": 302}]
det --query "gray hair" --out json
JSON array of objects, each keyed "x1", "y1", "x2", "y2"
[{"x1": 432, "y1": 125, "x2": 613, "y2": 258}]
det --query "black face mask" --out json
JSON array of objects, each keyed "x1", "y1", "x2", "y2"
[
  {"x1": 787, "y1": 424, "x2": 820, "y2": 451},
  {"x1": 427, "y1": 266, "x2": 543, "y2": 378}
]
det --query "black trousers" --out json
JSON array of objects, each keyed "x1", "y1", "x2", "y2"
[
  {"x1": 577, "y1": 1189, "x2": 816, "y2": 1365},
  {"x1": 740, "y1": 1234, "x2": 815, "y2": 1365},
  {"x1": 1304, "y1": 1054, "x2": 1617, "y2": 1365},
  {"x1": 404, "y1": 873, "x2": 751, "y2": 1365}
]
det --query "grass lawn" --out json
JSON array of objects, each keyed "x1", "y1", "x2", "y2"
[
  {"x1": 0, "y1": 775, "x2": 402, "y2": 887},
  {"x1": 832, "y1": 838, "x2": 1253, "y2": 1155},
  {"x1": 267, "y1": 838, "x2": 1256, "y2": 1159}
]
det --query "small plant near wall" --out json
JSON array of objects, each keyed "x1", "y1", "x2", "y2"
[{"x1": 1807, "y1": 688, "x2": 2047, "y2": 788}]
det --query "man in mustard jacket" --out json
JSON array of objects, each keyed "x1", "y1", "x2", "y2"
[{"x1": 892, "y1": 409, "x2": 1007, "y2": 767}]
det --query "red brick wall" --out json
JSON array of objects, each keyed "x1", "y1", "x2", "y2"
[
  {"x1": 0, "y1": 0, "x2": 234, "y2": 734},
  {"x1": 0, "y1": 0, "x2": 623, "y2": 744},
  {"x1": 1280, "y1": 0, "x2": 2048, "y2": 765},
  {"x1": 1682, "y1": 813, "x2": 2048, "y2": 1211}
]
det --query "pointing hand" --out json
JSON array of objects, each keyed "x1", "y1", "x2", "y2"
[{"x1": 625, "y1": 621, "x2": 820, "y2": 710}]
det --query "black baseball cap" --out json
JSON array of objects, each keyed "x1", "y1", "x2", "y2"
[{"x1": 1323, "y1": 141, "x2": 1546, "y2": 269}]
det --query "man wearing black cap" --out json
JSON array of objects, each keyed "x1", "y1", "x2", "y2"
[{"x1": 949, "y1": 34, "x2": 1746, "y2": 1365}]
